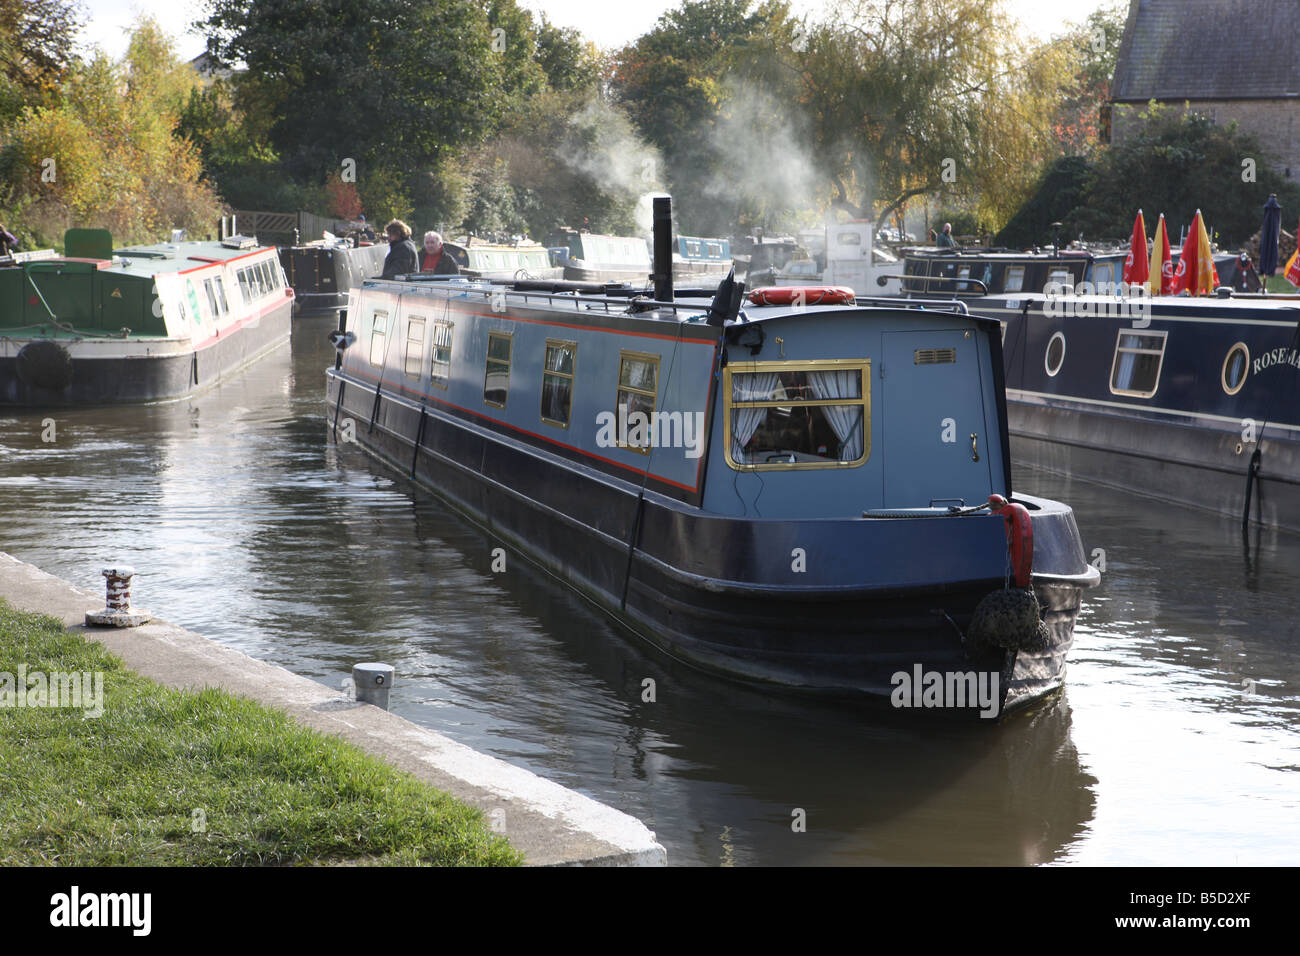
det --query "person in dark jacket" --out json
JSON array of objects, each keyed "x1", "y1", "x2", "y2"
[
  {"x1": 381, "y1": 219, "x2": 419, "y2": 278},
  {"x1": 419, "y1": 231, "x2": 460, "y2": 275}
]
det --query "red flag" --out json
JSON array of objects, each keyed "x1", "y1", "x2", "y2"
[
  {"x1": 1149, "y1": 214, "x2": 1173, "y2": 295},
  {"x1": 1171, "y1": 210, "x2": 1219, "y2": 295},
  {"x1": 1123, "y1": 210, "x2": 1149, "y2": 285}
]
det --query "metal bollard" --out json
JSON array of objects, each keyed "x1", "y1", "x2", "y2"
[
  {"x1": 85, "y1": 565, "x2": 152, "y2": 628},
  {"x1": 353, "y1": 662, "x2": 394, "y2": 710}
]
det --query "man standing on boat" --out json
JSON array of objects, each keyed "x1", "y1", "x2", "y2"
[
  {"x1": 381, "y1": 220, "x2": 419, "y2": 278},
  {"x1": 419, "y1": 231, "x2": 460, "y2": 275},
  {"x1": 936, "y1": 222, "x2": 957, "y2": 248}
]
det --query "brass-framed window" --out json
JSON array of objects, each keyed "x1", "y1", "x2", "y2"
[
  {"x1": 1109, "y1": 329, "x2": 1167, "y2": 398},
  {"x1": 616, "y1": 351, "x2": 660, "y2": 454},
  {"x1": 541, "y1": 339, "x2": 577, "y2": 428},
  {"x1": 484, "y1": 331, "x2": 512, "y2": 407},
  {"x1": 724, "y1": 358, "x2": 871, "y2": 471},
  {"x1": 368, "y1": 309, "x2": 388, "y2": 368},
  {"x1": 1222, "y1": 342, "x2": 1249, "y2": 396},
  {"x1": 430, "y1": 320, "x2": 453, "y2": 389},
  {"x1": 1004, "y1": 265, "x2": 1025, "y2": 292},
  {"x1": 404, "y1": 316, "x2": 426, "y2": 379}
]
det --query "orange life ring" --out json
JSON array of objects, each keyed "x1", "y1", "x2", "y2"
[{"x1": 747, "y1": 286, "x2": 856, "y2": 306}]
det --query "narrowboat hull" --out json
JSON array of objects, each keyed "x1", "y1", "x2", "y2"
[
  {"x1": 967, "y1": 292, "x2": 1300, "y2": 534},
  {"x1": 326, "y1": 367, "x2": 1097, "y2": 715},
  {"x1": 0, "y1": 301, "x2": 292, "y2": 405},
  {"x1": 1006, "y1": 399, "x2": 1300, "y2": 534}
]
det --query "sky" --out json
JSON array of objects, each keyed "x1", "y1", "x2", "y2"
[{"x1": 80, "y1": 0, "x2": 1119, "y2": 62}]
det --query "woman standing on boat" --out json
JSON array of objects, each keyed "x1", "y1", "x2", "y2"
[
  {"x1": 419, "y1": 231, "x2": 460, "y2": 275},
  {"x1": 381, "y1": 220, "x2": 419, "y2": 278}
]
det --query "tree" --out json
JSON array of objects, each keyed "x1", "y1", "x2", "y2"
[
  {"x1": 996, "y1": 105, "x2": 1300, "y2": 248},
  {"x1": 534, "y1": 16, "x2": 602, "y2": 93},
  {"x1": 0, "y1": 0, "x2": 82, "y2": 93},
  {"x1": 201, "y1": 0, "x2": 504, "y2": 220},
  {"x1": 0, "y1": 17, "x2": 223, "y2": 246},
  {"x1": 610, "y1": 0, "x2": 795, "y2": 235},
  {"x1": 1043, "y1": 2, "x2": 1126, "y2": 155}
]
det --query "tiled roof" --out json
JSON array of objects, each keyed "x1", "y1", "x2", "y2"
[{"x1": 1110, "y1": 0, "x2": 1300, "y2": 101}]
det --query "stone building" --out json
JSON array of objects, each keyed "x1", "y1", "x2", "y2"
[{"x1": 1108, "y1": 0, "x2": 1300, "y2": 178}]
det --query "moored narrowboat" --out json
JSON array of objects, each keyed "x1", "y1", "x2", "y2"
[
  {"x1": 549, "y1": 230, "x2": 652, "y2": 283},
  {"x1": 671, "y1": 236, "x2": 733, "y2": 282},
  {"x1": 898, "y1": 247, "x2": 1300, "y2": 533},
  {"x1": 442, "y1": 238, "x2": 563, "y2": 281},
  {"x1": 0, "y1": 229, "x2": 293, "y2": 405},
  {"x1": 278, "y1": 237, "x2": 388, "y2": 317},
  {"x1": 323, "y1": 203, "x2": 1100, "y2": 717}
]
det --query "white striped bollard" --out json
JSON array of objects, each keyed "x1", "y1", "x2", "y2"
[{"x1": 85, "y1": 565, "x2": 152, "y2": 628}]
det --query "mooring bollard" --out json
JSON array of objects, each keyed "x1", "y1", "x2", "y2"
[
  {"x1": 85, "y1": 565, "x2": 152, "y2": 628},
  {"x1": 353, "y1": 662, "x2": 394, "y2": 710}
]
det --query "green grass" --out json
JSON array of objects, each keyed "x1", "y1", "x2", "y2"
[
  {"x1": 1264, "y1": 274, "x2": 1298, "y2": 293},
  {"x1": 0, "y1": 600, "x2": 522, "y2": 866}
]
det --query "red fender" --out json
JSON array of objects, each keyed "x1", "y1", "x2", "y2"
[{"x1": 987, "y1": 495, "x2": 1033, "y2": 588}]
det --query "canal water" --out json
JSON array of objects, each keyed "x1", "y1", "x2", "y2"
[{"x1": 1, "y1": 317, "x2": 1296, "y2": 865}]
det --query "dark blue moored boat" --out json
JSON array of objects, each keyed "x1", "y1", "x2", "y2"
[
  {"x1": 901, "y1": 247, "x2": 1300, "y2": 534},
  {"x1": 325, "y1": 203, "x2": 1100, "y2": 717}
]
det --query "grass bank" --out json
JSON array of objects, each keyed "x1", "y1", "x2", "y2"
[{"x1": 0, "y1": 600, "x2": 521, "y2": 866}]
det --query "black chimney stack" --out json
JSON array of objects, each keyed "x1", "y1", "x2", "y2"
[{"x1": 652, "y1": 196, "x2": 674, "y2": 303}]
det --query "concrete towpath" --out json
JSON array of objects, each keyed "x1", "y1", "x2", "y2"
[{"x1": 0, "y1": 551, "x2": 666, "y2": 866}]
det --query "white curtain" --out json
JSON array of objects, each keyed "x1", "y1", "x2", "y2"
[
  {"x1": 731, "y1": 372, "x2": 780, "y2": 463},
  {"x1": 1114, "y1": 350, "x2": 1137, "y2": 390},
  {"x1": 807, "y1": 370, "x2": 864, "y2": 460}
]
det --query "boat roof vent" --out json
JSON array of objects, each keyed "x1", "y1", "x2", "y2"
[{"x1": 221, "y1": 235, "x2": 258, "y2": 250}]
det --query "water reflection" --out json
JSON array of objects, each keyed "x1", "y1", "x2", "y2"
[{"x1": 0, "y1": 320, "x2": 1294, "y2": 864}]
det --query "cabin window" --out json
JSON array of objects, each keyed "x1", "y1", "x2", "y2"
[
  {"x1": 1109, "y1": 329, "x2": 1167, "y2": 398},
  {"x1": 430, "y1": 321, "x2": 453, "y2": 389},
  {"x1": 1045, "y1": 268, "x2": 1072, "y2": 293},
  {"x1": 616, "y1": 352, "x2": 660, "y2": 454},
  {"x1": 1004, "y1": 265, "x2": 1025, "y2": 292},
  {"x1": 215, "y1": 278, "x2": 230, "y2": 316},
  {"x1": 404, "y1": 317, "x2": 426, "y2": 379},
  {"x1": 541, "y1": 340, "x2": 577, "y2": 428},
  {"x1": 837, "y1": 232, "x2": 862, "y2": 246},
  {"x1": 237, "y1": 269, "x2": 251, "y2": 304},
  {"x1": 369, "y1": 310, "x2": 388, "y2": 368},
  {"x1": 484, "y1": 331, "x2": 512, "y2": 407},
  {"x1": 202, "y1": 279, "x2": 220, "y2": 320},
  {"x1": 725, "y1": 360, "x2": 870, "y2": 470},
  {"x1": 1093, "y1": 262, "x2": 1115, "y2": 287},
  {"x1": 1222, "y1": 342, "x2": 1250, "y2": 395},
  {"x1": 1045, "y1": 331, "x2": 1066, "y2": 377},
  {"x1": 686, "y1": 240, "x2": 701, "y2": 257},
  {"x1": 707, "y1": 242, "x2": 723, "y2": 257}
]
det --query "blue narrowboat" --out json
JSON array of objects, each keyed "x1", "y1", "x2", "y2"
[
  {"x1": 672, "y1": 235, "x2": 733, "y2": 281},
  {"x1": 324, "y1": 205, "x2": 1100, "y2": 716}
]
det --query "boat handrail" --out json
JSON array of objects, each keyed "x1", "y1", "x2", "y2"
[
  {"x1": 878, "y1": 273, "x2": 989, "y2": 296},
  {"x1": 389, "y1": 277, "x2": 710, "y2": 318},
  {"x1": 853, "y1": 295, "x2": 970, "y2": 315}
]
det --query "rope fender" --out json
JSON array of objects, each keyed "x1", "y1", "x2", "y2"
[
  {"x1": 967, "y1": 494, "x2": 1050, "y2": 654},
  {"x1": 15, "y1": 340, "x2": 74, "y2": 391}
]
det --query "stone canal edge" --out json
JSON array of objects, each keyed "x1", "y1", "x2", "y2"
[{"x1": 0, "y1": 552, "x2": 666, "y2": 867}]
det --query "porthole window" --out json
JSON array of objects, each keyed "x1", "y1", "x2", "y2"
[
  {"x1": 1222, "y1": 342, "x2": 1250, "y2": 395},
  {"x1": 1045, "y1": 331, "x2": 1066, "y2": 377}
]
